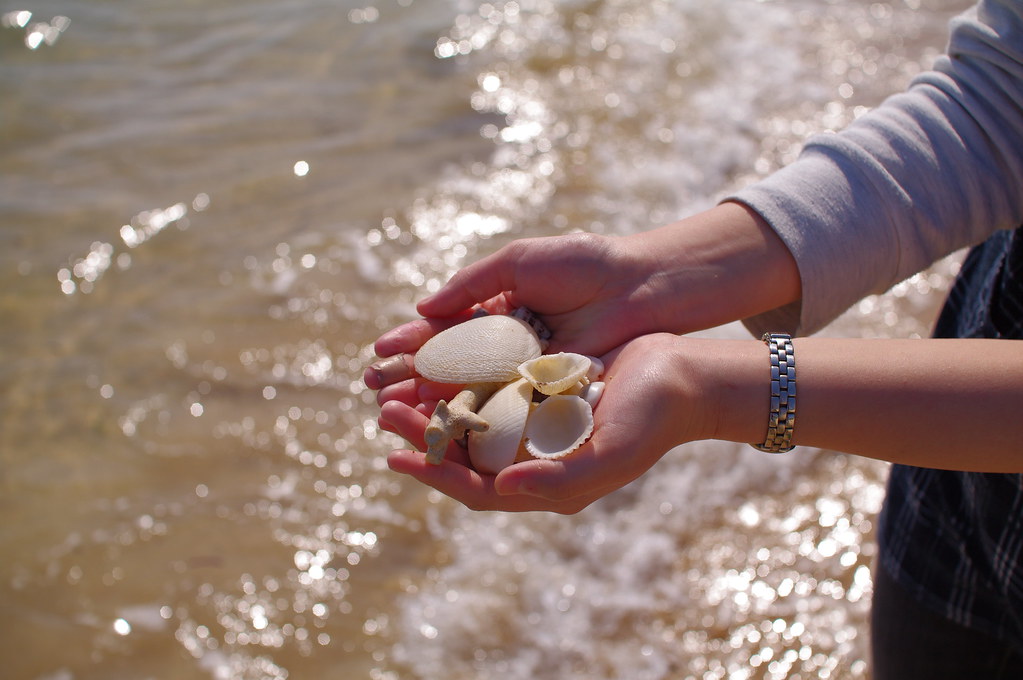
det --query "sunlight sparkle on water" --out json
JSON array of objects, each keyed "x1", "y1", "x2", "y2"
[
  {"x1": 5, "y1": 0, "x2": 970, "y2": 677},
  {"x1": 59, "y1": 200, "x2": 201, "y2": 294},
  {"x1": 1, "y1": 10, "x2": 32, "y2": 28},
  {"x1": 3, "y1": 11, "x2": 70, "y2": 49}
]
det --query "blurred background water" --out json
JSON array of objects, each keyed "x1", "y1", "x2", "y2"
[{"x1": 1, "y1": 0, "x2": 973, "y2": 678}]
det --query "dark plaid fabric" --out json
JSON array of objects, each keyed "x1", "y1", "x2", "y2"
[{"x1": 878, "y1": 226, "x2": 1023, "y2": 654}]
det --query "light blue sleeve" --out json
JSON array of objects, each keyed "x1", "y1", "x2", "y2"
[{"x1": 731, "y1": 0, "x2": 1023, "y2": 336}]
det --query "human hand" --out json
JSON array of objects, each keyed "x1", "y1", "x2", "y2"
[
  {"x1": 364, "y1": 203, "x2": 796, "y2": 510},
  {"x1": 363, "y1": 231, "x2": 666, "y2": 396},
  {"x1": 364, "y1": 202, "x2": 800, "y2": 395},
  {"x1": 380, "y1": 334, "x2": 705, "y2": 513},
  {"x1": 415, "y1": 232, "x2": 665, "y2": 356}
]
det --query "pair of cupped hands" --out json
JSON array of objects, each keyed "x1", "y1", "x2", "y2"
[{"x1": 364, "y1": 233, "x2": 709, "y2": 514}]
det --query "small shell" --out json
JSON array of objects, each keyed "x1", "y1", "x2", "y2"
[
  {"x1": 517, "y1": 352, "x2": 592, "y2": 396},
  {"x1": 468, "y1": 379, "x2": 533, "y2": 474},
  {"x1": 584, "y1": 355, "x2": 604, "y2": 382},
  {"x1": 523, "y1": 395, "x2": 594, "y2": 459},
  {"x1": 560, "y1": 381, "x2": 584, "y2": 396},
  {"x1": 579, "y1": 381, "x2": 605, "y2": 409},
  {"x1": 416, "y1": 315, "x2": 543, "y2": 384},
  {"x1": 511, "y1": 307, "x2": 553, "y2": 346}
]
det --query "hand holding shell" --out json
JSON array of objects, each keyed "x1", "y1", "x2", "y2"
[{"x1": 412, "y1": 311, "x2": 605, "y2": 473}]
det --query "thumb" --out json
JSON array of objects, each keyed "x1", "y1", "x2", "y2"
[
  {"x1": 493, "y1": 446, "x2": 608, "y2": 501},
  {"x1": 493, "y1": 460, "x2": 554, "y2": 497}
]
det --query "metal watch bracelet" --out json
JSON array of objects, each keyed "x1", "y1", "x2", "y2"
[{"x1": 751, "y1": 332, "x2": 796, "y2": 453}]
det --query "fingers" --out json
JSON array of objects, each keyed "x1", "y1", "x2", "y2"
[
  {"x1": 386, "y1": 450, "x2": 597, "y2": 514},
  {"x1": 367, "y1": 313, "x2": 477, "y2": 391},
  {"x1": 491, "y1": 441, "x2": 628, "y2": 503},
  {"x1": 364, "y1": 353, "x2": 415, "y2": 391},
  {"x1": 373, "y1": 313, "x2": 475, "y2": 359},
  {"x1": 381, "y1": 401, "x2": 605, "y2": 513},
  {"x1": 418, "y1": 381, "x2": 463, "y2": 404},
  {"x1": 368, "y1": 291, "x2": 531, "y2": 393},
  {"x1": 474, "y1": 292, "x2": 520, "y2": 317},
  {"x1": 381, "y1": 402, "x2": 527, "y2": 509},
  {"x1": 416, "y1": 246, "x2": 522, "y2": 318},
  {"x1": 374, "y1": 378, "x2": 461, "y2": 408},
  {"x1": 375, "y1": 378, "x2": 421, "y2": 407},
  {"x1": 370, "y1": 293, "x2": 652, "y2": 513},
  {"x1": 379, "y1": 400, "x2": 470, "y2": 466},
  {"x1": 386, "y1": 450, "x2": 498, "y2": 509}
]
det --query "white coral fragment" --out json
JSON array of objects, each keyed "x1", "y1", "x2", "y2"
[{"x1": 423, "y1": 382, "x2": 500, "y2": 464}]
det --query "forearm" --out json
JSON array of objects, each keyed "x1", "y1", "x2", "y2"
[
  {"x1": 692, "y1": 336, "x2": 1023, "y2": 472},
  {"x1": 728, "y1": 1, "x2": 1023, "y2": 335}
]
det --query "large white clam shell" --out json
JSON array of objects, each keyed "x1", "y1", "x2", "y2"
[
  {"x1": 415, "y1": 315, "x2": 543, "y2": 384},
  {"x1": 468, "y1": 378, "x2": 532, "y2": 474},
  {"x1": 523, "y1": 395, "x2": 594, "y2": 459},
  {"x1": 517, "y1": 352, "x2": 592, "y2": 396}
]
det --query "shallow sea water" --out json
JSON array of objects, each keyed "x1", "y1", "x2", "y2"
[{"x1": 0, "y1": 0, "x2": 973, "y2": 678}]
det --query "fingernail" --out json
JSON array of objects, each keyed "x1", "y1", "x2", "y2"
[{"x1": 368, "y1": 353, "x2": 412, "y2": 387}]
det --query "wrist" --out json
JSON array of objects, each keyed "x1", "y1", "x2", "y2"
[
  {"x1": 624, "y1": 204, "x2": 801, "y2": 334},
  {"x1": 681, "y1": 337, "x2": 770, "y2": 446}
]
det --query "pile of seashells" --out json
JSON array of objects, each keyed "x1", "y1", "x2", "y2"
[{"x1": 415, "y1": 310, "x2": 604, "y2": 474}]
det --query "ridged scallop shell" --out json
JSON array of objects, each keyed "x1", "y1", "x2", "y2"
[
  {"x1": 415, "y1": 315, "x2": 543, "y2": 384},
  {"x1": 517, "y1": 352, "x2": 592, "y2": 396},
  {"x1": 468, "y1": 379, "x2": 533, "y2": 474},
  {"x1": 523, "y1": 395, "x2": 594, "y2": 459}
]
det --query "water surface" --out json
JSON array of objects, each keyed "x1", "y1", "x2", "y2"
[{"x1": 1, "y1": 1, "x2": 972, "y2": 678}]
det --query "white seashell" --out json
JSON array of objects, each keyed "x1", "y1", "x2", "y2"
[
  {"x1": 511, "y1": 307, "x2": 553, "y2": 346},
  {"x1": 468, "y1": 379, "x2": 532, "y2": 474},
  {"x1": 416, "y1": 315, "x2": 543, "y2": 384},
  {"x1": 517, "y1": 352, "x2": 592, "y2": 396},
  {"x1": 579, "y1": 381, "x2": 604, "y2": 409},
  {"x1": 523, "y1": 395, "x2": 594, "y2": 459},
  {"x1": 560, "y1": 381, "x2": 584, "y2": 396},
  {"x1": 584, "y1": 355, "x2": 604, "y2": 382}
]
